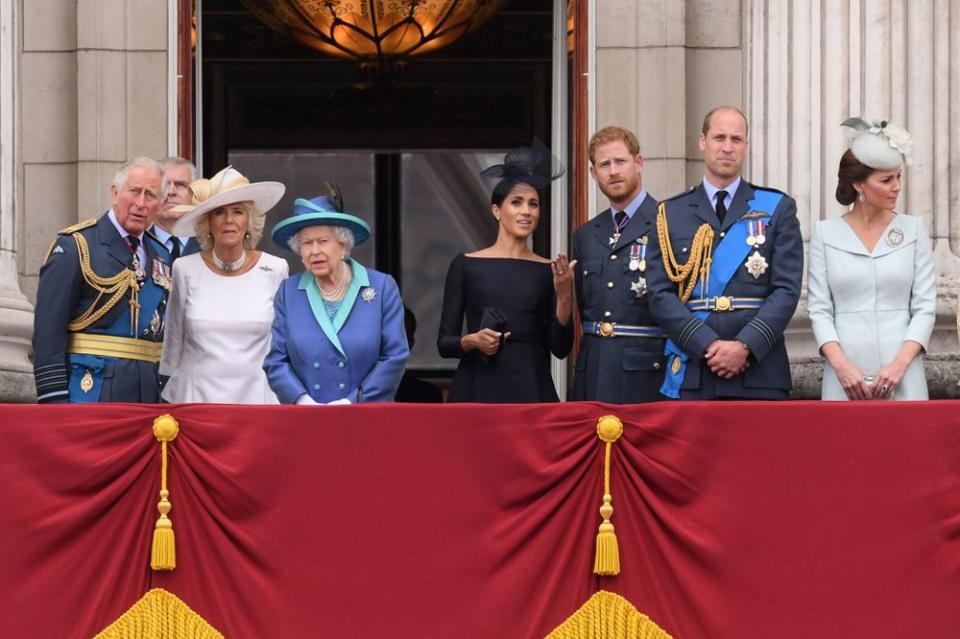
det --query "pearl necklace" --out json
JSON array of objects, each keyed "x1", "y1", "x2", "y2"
[
  {"x1": 316, "y1": 264, "x2": 347, "y2": 300},
  {"x1": 212, "y1": 248, "x2": 247, "y2": 272}
]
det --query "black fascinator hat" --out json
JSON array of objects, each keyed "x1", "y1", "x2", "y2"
[{"x1": 480, "y1": 139, "x2": 565, "y2": 192}]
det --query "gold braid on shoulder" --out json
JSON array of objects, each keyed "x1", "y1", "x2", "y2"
[
  {"x1": 68, "y1": 233, "x2": 141, "y2": 334},
  {"x1": 655, "y1": 201, "x2": 715, "y2": 303}
]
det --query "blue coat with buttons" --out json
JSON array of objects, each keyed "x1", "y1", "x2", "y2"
[
  {"x1": 645, "y1": 182, "x2": 803, "y2": 399},
  {"x1": 570, "y1": 193, "x2": 666, "y2": 403},
  {"x1": 264, "y1": 260, "x2": 409, "y2": 404}
]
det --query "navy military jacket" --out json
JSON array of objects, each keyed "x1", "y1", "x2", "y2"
[
  {"x1": 646, "y1": 181, "x2": 803, "y2": 399},
  {"x1": 33, "y1": 213, "x2": 172, "y2": 403},
  {"x1": 570, "y1": 193, "x2": 666, "y2": 403}
]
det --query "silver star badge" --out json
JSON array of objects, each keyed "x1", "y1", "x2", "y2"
[
  {"x1": 745, "y1": 251, "x2": 768, "y2": 279},
  {"x1": 630, "y1": 277, "x2": 647, "y2": 297}
]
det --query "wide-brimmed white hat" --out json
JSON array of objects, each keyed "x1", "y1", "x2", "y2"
[{"x1": 171, "y1": 166, "x2": 285, "y2": 237}]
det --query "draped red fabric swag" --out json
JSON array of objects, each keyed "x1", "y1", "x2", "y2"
[{"x1": 1, "y1": 402, "x2": 959, "y2": 638}]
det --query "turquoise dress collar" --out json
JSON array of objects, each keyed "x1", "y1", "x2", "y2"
[{"x1": 298, "y1": 259, "x2": 371, "y2": 356}]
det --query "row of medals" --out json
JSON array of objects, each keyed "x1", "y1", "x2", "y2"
[
  {"x1": 131, "y1": 253, "x2": 167, "y2": 337},
  {"x1": 744, "y1": 220, "x2": 768, "y2": 279},
  {"x1": 610, "y1": 229, "x2": 648, "y2": 297}
]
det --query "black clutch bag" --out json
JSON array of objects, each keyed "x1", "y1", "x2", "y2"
[{"x1": 478, "y1": 307, "x2": 508, "y2": 363}]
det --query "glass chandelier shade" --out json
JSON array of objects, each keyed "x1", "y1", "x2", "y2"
[{"x1": 240, "y1": 0, "x2": 507, "y2": 65}]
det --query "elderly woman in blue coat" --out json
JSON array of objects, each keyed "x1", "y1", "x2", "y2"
[{"x1": 264, "y1": 188, "x2": 409, "y2": 404}]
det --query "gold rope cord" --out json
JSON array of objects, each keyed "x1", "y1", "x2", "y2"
[
  {"x1": 545, "y1": 591, "x2": 673, "y2": 639},
  {"x1": 94, "y1": 588, "x2": 223, "y2": 639},
  {"x1": 655, "y1": 202, "x2": 715, "y2": 303},
  {"x1": 68, "y1": 233, "x2": 140, "y2": 333}
]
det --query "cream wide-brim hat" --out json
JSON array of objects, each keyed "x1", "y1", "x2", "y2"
[{"x1": 171, "y1": 166, "x2": 285, "y2": 237}]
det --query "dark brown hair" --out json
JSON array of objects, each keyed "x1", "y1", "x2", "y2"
[{"x1": 835, "y1": 149, "x2": 876, "y2": 205}]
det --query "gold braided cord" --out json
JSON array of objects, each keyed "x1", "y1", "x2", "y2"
[
  {"x1": 68, "y1": 233, "x2": 140, "y2": 332},
  {"x1": 94, "y1": 588, "x2": 223, "y2": 639},
  {"x1": 655, "y1": 202, "x2": 715, "y2": 303},
  {"x1": 545, "y1": 591, "x2": 673, "y2": 639}
]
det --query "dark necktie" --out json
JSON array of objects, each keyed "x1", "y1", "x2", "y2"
[
  {"x1": 613, "y1": 210, "x2": 628, "y2": 230},
  {"x1": 125, "y1": 235, "x2": 140, "y2": 257},
  {"x1": 715, "y1": 190, "x2": 728, "y2": 223},
  {"x1": 169, "y1": 238, "x2": 181, "y2": 261}
]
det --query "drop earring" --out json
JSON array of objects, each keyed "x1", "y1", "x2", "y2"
[{"x1": 857, "y1": 192, "x2": 865, "y2": 203}]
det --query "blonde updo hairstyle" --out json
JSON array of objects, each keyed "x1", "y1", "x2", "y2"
[{"x1": 192, "y1": 200, "x2": 265, "y2": 252}]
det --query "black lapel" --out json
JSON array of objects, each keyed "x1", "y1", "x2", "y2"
[
  {"x1": 97, "y1": 213, "x2": 134, "y2": 268},
  {"x1": 720, "y1": 181, "x2": 756, "y2": 232}
]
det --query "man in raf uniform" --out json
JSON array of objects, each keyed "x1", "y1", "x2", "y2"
[
  {"x1": 150, "y1": 156, "x2": 201, "y2": 261},
  {"x1": 646, "y1": 106, "x2": 802, "y2": 400},
  {"x1": 32, "y1": 157, "x2": 172, "y2": 403},
  {"x1": 570, "y1": 126, "x2": 665, "y2": 403}
]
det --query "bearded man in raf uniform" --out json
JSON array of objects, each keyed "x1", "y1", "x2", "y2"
[
  {"x1": 32, "y1": 157, "x2": 172, "y2": 403},
  {"x1": 646, "y1": 106, "x2": 803, "y2": 400}
]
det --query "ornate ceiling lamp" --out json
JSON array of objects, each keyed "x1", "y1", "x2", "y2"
[{"x1": 240, "y1": 0, "x2": 507, "y2": 72}]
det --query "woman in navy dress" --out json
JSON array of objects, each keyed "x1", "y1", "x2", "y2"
[{"x1": 437, "y1": 145, "x2": 574, "y2": 403}]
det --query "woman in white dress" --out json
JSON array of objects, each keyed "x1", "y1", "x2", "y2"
[
  {"x1": 807, "y1": 119, "x2": 936, "y2": 400},
  {"x1": 159, "y1": 167, "x2": 288, "y2": 403}
]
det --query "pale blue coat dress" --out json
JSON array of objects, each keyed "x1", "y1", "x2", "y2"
[
  {"x1": 264, "y1": 260, "x2": 409, "y2": 403},
  {"x1": 807, "y1": 214, "x2": 936, "y2": 400}
]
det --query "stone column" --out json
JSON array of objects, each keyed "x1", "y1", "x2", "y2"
[
  {"x1": 0, "y1": 0, "x2": 34, "y2": 401},
  {"x1": 744, "y1": 0, "x2": 960, "y2": 397}
]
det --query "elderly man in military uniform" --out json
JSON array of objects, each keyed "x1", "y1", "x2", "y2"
[
  {"x1": 570, "y1": 126, "x2": 665, "y2": 403},
  {"x1": 32, "y1": 157, "x2": 172, "y2": 403},
  {"x1": 150, "y1": 156, "x2": 201, "y2": 261},
  {"x1": 646, "y1": 106, "x2": 803, "y2": 400}
]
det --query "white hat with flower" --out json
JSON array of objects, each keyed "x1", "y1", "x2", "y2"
[{"x1": 841, "y1": 117, "x2": 912, "y2": 170}]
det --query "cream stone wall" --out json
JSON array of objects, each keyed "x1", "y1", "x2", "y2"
[{"x1": 0, "y1": 0, "x2": 170, "y2": 401}]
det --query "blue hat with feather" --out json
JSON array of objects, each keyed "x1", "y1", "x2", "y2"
[{"x1": 271, "y1": 183, "x2": 371, "y2": 251}]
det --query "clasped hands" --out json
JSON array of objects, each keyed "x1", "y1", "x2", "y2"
[{"x1": 704, "y1": 339, "x2": 750, "y2": 379}]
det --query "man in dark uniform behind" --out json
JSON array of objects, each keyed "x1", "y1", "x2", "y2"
[
  {"x1": 32, "y1": 157, "x2": 172, "y2": 403},
  {"x1": 570, "y1": 126, "x2": 666, "y2": 403},
  {"x1": 646, "y1": 106, "x2": 803, "y2": 400}
]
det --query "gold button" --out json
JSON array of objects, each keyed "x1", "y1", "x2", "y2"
[
  {"x1": 603, "y1": 311, "x2": 612, "y2": 318},
  {"x1": 610, "y1": 254, "x2": 617, "y2": 260},
  {"x1": 682, "y1": 246, "x2": 688, "y2": 252},
  {"x1": 719, "y1": 232, "x2": 726, "y2": 238},
  {"x1": 607, "y1": 281, "x2": 614, "y2": 288},
  {"x1": 653, "y1": 362, "x2": 661, "y2": 370}
]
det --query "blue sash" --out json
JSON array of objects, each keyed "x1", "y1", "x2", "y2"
[
  {"x1": 660, "y1": 189, "x2": 784, "y2": 398},
  {"x1": 68, "y1": 259, "x2": 168, "y2": 403}
]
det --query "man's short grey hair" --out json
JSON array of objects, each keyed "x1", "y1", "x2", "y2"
[
  {"x1": 288, "y1": 225, "x2": 356, "y2": 258},
  {"x1": 113, "y1": 157, "x2": 163, "y2": 190},
  {"x1": 159, "y1": 156, "x2": 197, "y2": 200}
]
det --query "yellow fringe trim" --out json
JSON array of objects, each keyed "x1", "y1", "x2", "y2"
[
  {"x1": 545, "y1": 591, "x2": 673, "y2": 639},
  {"x1": 94, "y1": 588, "x2": 223, "y2": 639},
  {"x1": 151, "y1": 415, "x2": 180, "y2": 571},
  {"x1": 594, "y1": 415, "x2": 623, "y2": 576}
]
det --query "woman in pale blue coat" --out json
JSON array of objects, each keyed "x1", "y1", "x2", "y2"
[
  {"x1": 264, "y1": 188, "x2": 409, "y2": 404},
  {"x1": 807, "y1": 119, "x2": 936, "y2": 400}
]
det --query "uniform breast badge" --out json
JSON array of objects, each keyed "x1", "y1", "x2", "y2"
[
  {"x1": 886, "y1": 227, "x2": 904, "y2": 246},
  {"x1": 630, "y1": 277, "x2": 647, "y2": 297},
  {"x1": 149, "y1": 309, "x2": 162, "y2": 336},
  {"x1": 745, "y1": 251, "x2": 769, "y2": 279},
  {"x1": 80, "y1": 370, "x2": 94, "y2": 393},
  {"x1": 361, "y1": 287, "x2": 376, "y2": 303}
]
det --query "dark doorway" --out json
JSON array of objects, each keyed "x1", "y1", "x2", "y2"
[{"x1": 199, "y1": 1, "x2": 555, "y2": 372}]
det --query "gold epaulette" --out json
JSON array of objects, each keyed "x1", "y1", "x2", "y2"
[
  {"x1": 58, "y1": 218, "x2": 98, "y2": 235},
  {"x1": 42, "y1": 218, "x2": 98, "y2": 263}
]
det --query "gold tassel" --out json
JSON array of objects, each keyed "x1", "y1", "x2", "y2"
[
  {"x1": 594, "y1": 415, "x2": 624, "y2": 576},
  {"x1": 151, "y1": 414, "x2": 180, "y2": 571}
]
